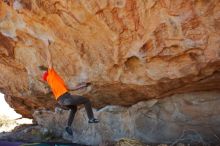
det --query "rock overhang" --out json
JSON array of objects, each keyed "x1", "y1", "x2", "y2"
[{"x1": 0, "y1": 0, "x2": 219, "y2": 118}]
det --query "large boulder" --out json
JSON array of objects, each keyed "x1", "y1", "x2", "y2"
[{"x1": 33, "y1": 91, "x2": 220, "y2": 145}]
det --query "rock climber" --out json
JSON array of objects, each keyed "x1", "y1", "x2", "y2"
[{"x1": 39, "y1": 41, "x2": 99, "y2": 136}]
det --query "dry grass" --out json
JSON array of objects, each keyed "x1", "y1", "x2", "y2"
[
  {"x1": 0, "y1": 115, "x2": 18, "y2": 132},
  {"x1": 115, "y1": 138, "x2": 149, "y2": 146},
  {"x1": 0, "y1": 116, "x2": 16, "y2": 127}
]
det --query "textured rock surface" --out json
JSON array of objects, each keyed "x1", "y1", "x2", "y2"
[
  {"x1": 34, "y1": 91, "x2": 220, "y2": 145},
  {"x1": 0, "y1": 0, "x2": 219, "y2": 118}
]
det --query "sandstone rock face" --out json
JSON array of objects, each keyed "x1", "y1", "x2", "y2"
[
  {"x1": 0, "y1": 0, "x2": 220, "y2": 144},
  {"x1": 33, "y1": 91, "x2": 220, "y2": 145},
  {"x1": 0, "y1": 0, "x2": 220, "y2": 119},
  {"x1": 0, "y1": 0, "x2": 219, "y2": 118}
]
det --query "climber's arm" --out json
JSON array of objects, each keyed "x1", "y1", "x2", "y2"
[
  {"x1": 68, "y1": 82, "x2": 91, "y2": 91},
  {"x1": 46, "y1": 40, "x2": 53, "y2": 69}
]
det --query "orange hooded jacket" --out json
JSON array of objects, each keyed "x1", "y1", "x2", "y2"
[{"x1": 45, "y1": 68, "x2": 68, "y2": 100}]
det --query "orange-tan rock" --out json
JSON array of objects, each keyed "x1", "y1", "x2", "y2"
[{"x1": 0, "y1": 0, "x2": 219, "y2": 118}]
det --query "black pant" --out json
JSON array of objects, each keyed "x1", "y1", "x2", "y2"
[{"x1": 58, "y1": 92, "x2": 94, "y2": 126}]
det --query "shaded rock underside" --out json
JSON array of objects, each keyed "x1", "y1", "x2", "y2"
[{"x1": 34, "y1": 91, "x2": 220, "y2": 145}]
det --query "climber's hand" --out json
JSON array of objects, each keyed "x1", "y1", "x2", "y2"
[
  {"x1": 69, "y1": 82, "x2": 91, "y2": 91},
  {"x1": 48, "y1": 40, "x2": 52, "y2": 45},
  {"x1": 86, "y1": 82, "x2": 92, "y2": 87},
  {"x1": 78, "y1": 82, "x2": 91, "y2": 87}
]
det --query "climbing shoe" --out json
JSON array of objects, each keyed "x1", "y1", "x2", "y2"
[
  {"x1": 65, "y1": 126, "x2": 73, "y2": 135},
  {"x1": 88, "y1": 118, "x2": 99, "y2": 123}
]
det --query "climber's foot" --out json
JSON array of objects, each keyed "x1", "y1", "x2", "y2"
[
  {"x1": 88, "y1": 118, "x2": 99, "y2": 123},
  {"x1": 65, "y1": 126, "x2": 73, "y2": 135}
]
